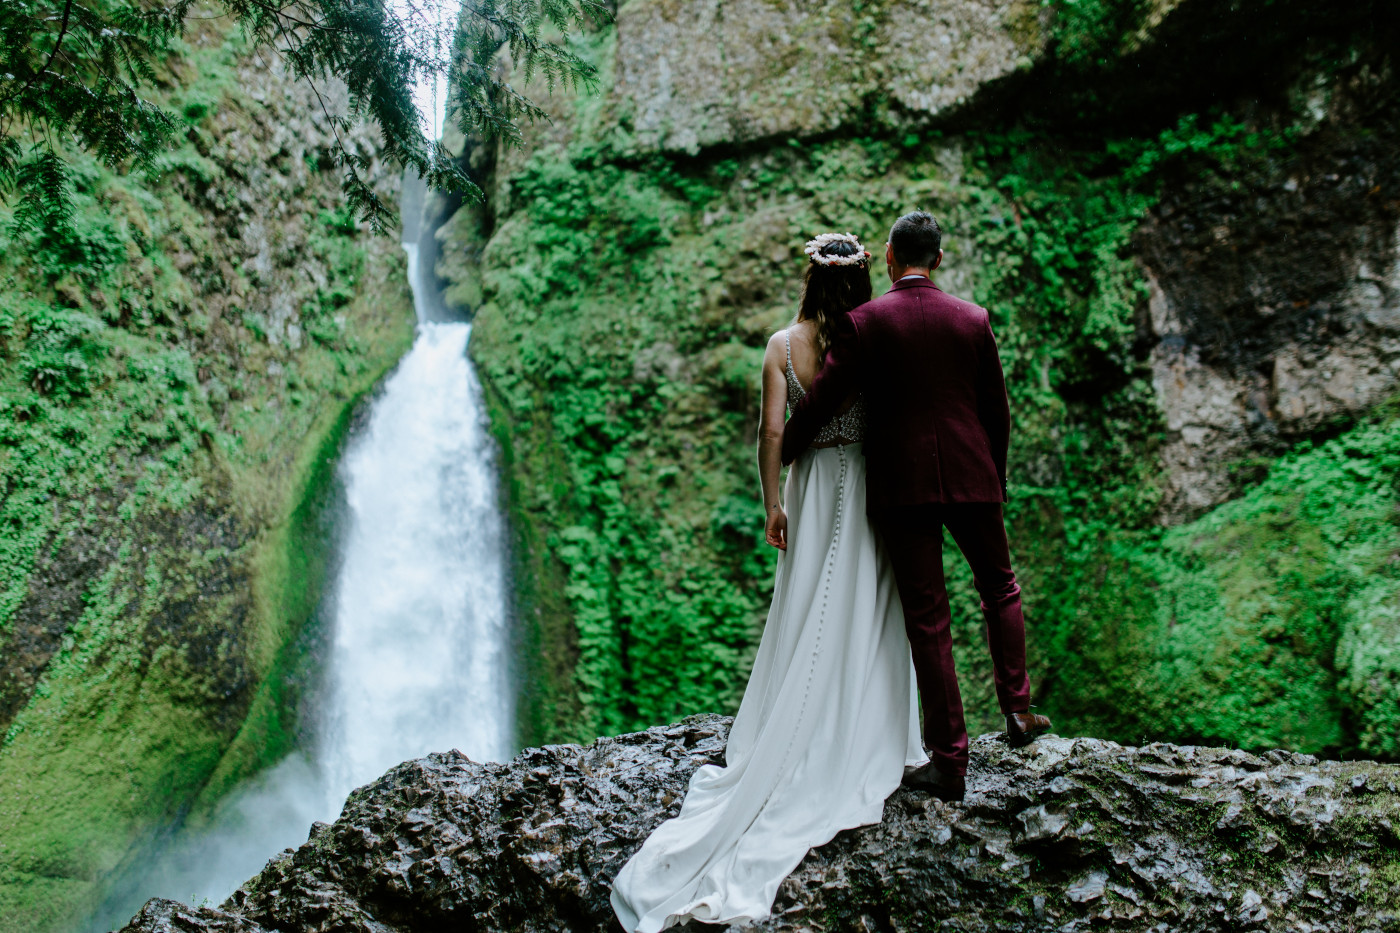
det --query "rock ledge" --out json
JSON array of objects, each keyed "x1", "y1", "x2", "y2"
[{"x1": 119, "y1": 716, "x2": 1400, "y2": 932}]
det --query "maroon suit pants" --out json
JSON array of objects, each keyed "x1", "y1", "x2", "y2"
[{"x1": 875, "y1": 502, "x2": 1031, "y2": 776}]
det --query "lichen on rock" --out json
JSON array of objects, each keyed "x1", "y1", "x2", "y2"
[{"x1": 603, "y1": 0, "x2": 1048, "y2": 155}]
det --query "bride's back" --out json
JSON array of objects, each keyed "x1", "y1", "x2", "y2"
[
  {"x1": 761, "y1": 232, "x2": 871, "y2": 451},
  {"x1": 777, "y1": 321, "x2": 863, "y2": 447},
  {"x1": 783, "y1": 321, "x2": 825, "y2": 391}
]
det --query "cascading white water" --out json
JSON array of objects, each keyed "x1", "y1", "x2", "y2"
[
  {"x1": 321, "y1": 284, "x2": 513, "y2": 790},
  {"x1": 92, "y1": 237, "x2": 513, "y2": 929}
]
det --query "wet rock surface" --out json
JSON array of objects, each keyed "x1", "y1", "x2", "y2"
[
  {"x1": 117, "y1": 716, "x2": 1400, "y2": 932},
  {"x1": 1137, "y1": 33, "x2": 1400, "y2": 521}
]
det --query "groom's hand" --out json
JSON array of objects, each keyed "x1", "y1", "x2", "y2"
[{"x1": 764, "y1": 506, "x2": 788, "y2": 551}]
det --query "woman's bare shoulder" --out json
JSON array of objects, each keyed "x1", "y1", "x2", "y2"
[
  {"x1": 762, "y1": 329, "x2": 789, "y2": 369},
  {"x1": 786, "y1": 320, "x2": 818, "y2": 349}
]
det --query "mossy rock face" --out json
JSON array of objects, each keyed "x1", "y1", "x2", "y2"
[
  {"x1": 603, "y1": 0, "x2": 1047, "y2": 154},
  {"x1": 436, "y1": 0, "x2": 1400, "y2": 758},
  {"x1": 119, "y1": 717, "x2": 1400, "y2": 933},
  {"x1": 0, "y1": 19, "x2": 415, "y2": 933},
  {"x1": 1137, "y1": 62, "x2": 1400, "y2": 519}
]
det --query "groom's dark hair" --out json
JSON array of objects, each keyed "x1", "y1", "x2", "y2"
[{"x1": 889, "y1": 211, "x2": 942, "y2": 269}]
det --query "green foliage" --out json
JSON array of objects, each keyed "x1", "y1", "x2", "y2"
[
  {"x1": 1041, "y1": 0, "x2": 1168, "y2": 68},
  {"x1": 0, "y1": 21, "x2": 416, "y2": 933},
  {"x1": 17, "y1": 305, "x2": 105, "y2": 400},
  {"x1": 1046, "y1": 413, "x2": 1400, "y2": 755},
  {"x1": 472, "y1": 151, "x2": 783, "y2": 740},
  {"x1": 465, "y1": 45, "x2": 1398, "y2": 758},
  {"x1": 0, "y1": 0, "x2": 191, "y2": 236},
  {"x1": 1, "y1": 0, "x2": 608, "y2": 233},
  {"x1": 449, "y1": 0, "x2": 610, "y2": 144},
  {"x1": 960, "y1": 111, "x2": 1303, "y2": 539}
]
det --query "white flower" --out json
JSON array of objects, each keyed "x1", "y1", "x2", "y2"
[{"x1": 802, "y1": 232, "x2": 867, "y2": 266}]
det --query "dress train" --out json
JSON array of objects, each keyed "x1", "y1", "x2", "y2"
[{"x1": 611, "y1": 443, "x2": 925, "y2": 932}]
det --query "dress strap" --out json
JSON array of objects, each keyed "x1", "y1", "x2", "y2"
[{"x1": 784, "y1": 329, "x2": 792, "y2": 374}]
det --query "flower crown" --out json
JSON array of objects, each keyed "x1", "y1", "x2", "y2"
[{"x1": 803, "y1": 232, "x2": 868, "y2": 267}]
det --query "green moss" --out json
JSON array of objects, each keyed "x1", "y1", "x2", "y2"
[
  {"x1": 1045, "y1": 413, "x2": 1400, "y2": 755},
  {"x1": 191, "y1": 376, "x2": 399, "y2": 813},
  {"x1": 0, "y1": 19, "x2": 416, "y2": 933},
  {"x1": 0, "y1": 628, "x2": 230, "y2": 914},
  {"x1": 1366, "y1": 858, "x2": 1400, "y2": 911},
  {"x1": 456, "y1": 12, "x2": 1399, "y2": 758},
  {"x1": 480, "y1": 373, "x2": 585, "y2": 745}
]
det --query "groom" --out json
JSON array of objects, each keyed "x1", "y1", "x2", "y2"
[{"x1": 781, "y1": 211, "x2": 1050, "y2": 802}]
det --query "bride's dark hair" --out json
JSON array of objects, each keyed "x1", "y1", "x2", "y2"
[{"x1": 796, "y1": 238, "x2": 872, "y2": 362}]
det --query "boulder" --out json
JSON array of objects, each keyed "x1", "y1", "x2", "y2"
[{"x1": 117, "y1": 715, "x2": 1400, "y2": 932}]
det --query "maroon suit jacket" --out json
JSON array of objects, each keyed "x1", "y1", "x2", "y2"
[{"x1": 781, "y1": 277, "x2": 1010, "y2": 512}]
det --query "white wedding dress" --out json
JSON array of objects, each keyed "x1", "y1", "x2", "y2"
[{"x1": 611, "y1": 332, "x2": 926, "y2": 932}]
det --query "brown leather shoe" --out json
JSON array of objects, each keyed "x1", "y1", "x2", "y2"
[
  {"x1": 1005, "y1": 711, "x2": 1052, "y2": 748},
  {"x1": 901, "y1": 761, "x2": 966, "y2": 802}
]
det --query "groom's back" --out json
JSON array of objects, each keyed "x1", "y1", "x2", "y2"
[{"x1": 848, "y1": 279, "x2": 1008, "y2": 510}]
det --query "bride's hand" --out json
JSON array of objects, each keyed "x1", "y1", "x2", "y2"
[{"x1": 764, "y1": 506, "x2": 787, "y2": 551}]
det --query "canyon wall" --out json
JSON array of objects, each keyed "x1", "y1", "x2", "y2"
[
  {"x1": 0, "y1": 21, "x2": 415, "y2": 933},
  {"x1": 433, "y1": 0, "x2": 1400, "y2": 756}
]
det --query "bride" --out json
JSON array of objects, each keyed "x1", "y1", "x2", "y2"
[{"x1": 610, "y1": 232, "x2": 926, "y2": 932}]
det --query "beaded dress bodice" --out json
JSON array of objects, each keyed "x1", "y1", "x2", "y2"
[{"x1": 785, "y1": 330, "x2": 866, "y2": 445}]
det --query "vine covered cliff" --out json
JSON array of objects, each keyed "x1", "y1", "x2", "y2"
[
  {"x1": 431, "y1": 0, "x2": 1400, "y2": 757},
  {"x1": 0, "y1": 20, "x2": 415, "y2": 933}
]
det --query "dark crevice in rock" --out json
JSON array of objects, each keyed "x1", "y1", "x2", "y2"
[
  {"x1": 1139, "y1": 63, "x2": 1400, "y2": 384},
  {"x1": 996, "y1": 0, "x2": 1396, "y2": 135},
  {"x1": 0, "y1": 521, "x2": 113, "y2": 735},
  {"x1": 1132, "y1": 20, "x2": 1400, "y2": 520}
]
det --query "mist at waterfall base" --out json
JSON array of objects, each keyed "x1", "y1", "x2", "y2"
[{"x1": 89, "y1": 198, "x2": 513, "y2": 929}]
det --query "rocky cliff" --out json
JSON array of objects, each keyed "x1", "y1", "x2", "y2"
[
  {"x1": 430, "y1": 0, "x2": 1400, "y2": 759},
  {"x1": 0, "y1": 19, "x2": 415, "y2": 933},
  {"x1": 115, "y1": 716, "x2": 1400, "y2": 932}
]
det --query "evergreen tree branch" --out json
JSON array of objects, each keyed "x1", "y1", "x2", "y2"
[
  {"x1": 0, "y1": 0, "x2": 75, "y2": 110},
  {"x1": 0, "y1": 0, "x2": 610, "y2": 231}
]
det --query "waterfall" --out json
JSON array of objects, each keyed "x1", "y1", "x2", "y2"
[
  {"x1": 89, "y1": 207, "x2": 513, "y2": 930},
  {"x1": 320, "y1": 292, "x2": 513, "y2": 791}
]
